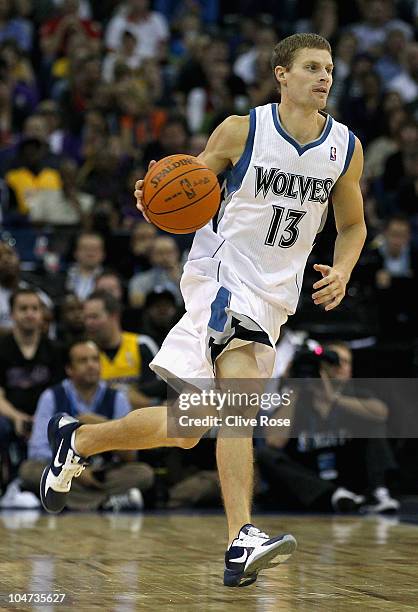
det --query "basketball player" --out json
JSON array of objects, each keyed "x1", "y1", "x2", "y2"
[{"x1": 40, "y1": 34, "x2": 366, "y2": 587}]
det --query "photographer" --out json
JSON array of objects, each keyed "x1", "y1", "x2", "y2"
[{"x1": 257, "y1": 341, "x2": 399, "y2": 513}]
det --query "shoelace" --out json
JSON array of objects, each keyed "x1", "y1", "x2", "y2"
[
  {"x1": 246, "y1": 527, "x2": 269, "y2": 539},
  {"x1": 238, "y1": 527, "x2": 270, "y2": 547},
  {"x1": 55, "y1": 458, "x2": 86, "y2": 489}
]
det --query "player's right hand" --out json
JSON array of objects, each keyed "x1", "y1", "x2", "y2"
[{"x1": 134, "y1": 160, "x2": 156, "y2": 223}]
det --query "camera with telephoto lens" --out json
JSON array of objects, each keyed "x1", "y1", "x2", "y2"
[{"x1": 290, "y1": 341, "x2": 340, "y2": 378}]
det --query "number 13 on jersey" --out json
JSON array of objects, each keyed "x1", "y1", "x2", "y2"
[{"x1": 265, "y1": 205, "x2": 306, "y2": 248}]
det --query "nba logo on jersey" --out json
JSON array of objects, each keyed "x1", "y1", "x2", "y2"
[{"x1": 330, "y1": 146, "x2": 337, "y2": 161}]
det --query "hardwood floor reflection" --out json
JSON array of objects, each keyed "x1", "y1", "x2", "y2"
[{"x1": 0, "y1": 511, "x2": 417, "y2": 611}]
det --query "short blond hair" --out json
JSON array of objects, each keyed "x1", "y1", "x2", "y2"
[{"x1": 271, "y1": 33, "x2": 332, "y2": 85}]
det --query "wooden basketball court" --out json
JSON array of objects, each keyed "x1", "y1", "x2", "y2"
[{"x1": 1, "y1": 512, "x2": 417, "y2": 610}]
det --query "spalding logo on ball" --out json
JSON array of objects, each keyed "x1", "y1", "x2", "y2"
[{"x1": 142, "y1": 154, "x2": 221, "y2": 234}]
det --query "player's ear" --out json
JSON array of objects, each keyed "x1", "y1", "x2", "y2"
[{"x1": 274, "y1": 65, "x2": 287, "y2": 86}]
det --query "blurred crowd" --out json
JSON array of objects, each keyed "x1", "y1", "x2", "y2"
[{"x1": 0, "y1": 0, "x2": 417, "y2": 511}]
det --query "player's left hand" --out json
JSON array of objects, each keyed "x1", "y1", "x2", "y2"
[{"x1": 312, "y1": 264, "x2": 348, "y2": 311}]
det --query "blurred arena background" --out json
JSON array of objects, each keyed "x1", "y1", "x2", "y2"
[{"x1": 0, "y1": 0, "x2": 418, "y2": 607}]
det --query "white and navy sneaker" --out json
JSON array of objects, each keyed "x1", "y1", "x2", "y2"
[
  {"x1": 40, "y1": 413, "x2": 88, "y2": 514},
  {"x1": 224, "y1": 524, "x2": 297, "y2": 587}
]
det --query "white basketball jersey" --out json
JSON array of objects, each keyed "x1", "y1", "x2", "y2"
[{"x1": 186, "y1": 103, "x2": 355, "y2": 314}]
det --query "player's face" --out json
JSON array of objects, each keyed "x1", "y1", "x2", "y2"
[{"x1": 277, "y1": 48, "x2": 333, "y2": 111}]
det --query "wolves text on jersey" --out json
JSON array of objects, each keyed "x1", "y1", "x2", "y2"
[{"x1": 254, "y1": 165, "x2": 334, "y2": 205}]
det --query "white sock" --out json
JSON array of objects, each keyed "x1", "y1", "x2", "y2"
[{"x1": 70, "y1": 430, "x2": 80, "y2": 456}]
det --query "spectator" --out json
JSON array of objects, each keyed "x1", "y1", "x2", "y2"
[
  {"x1": 341, "y1": 70, "x2": 383, "y2": 146},
  {"x1": 186, "y1": 58, "x2": 247, "y2": 133},
  {"x1": 140, "y1": 287, "x2": 179, "y2": 347},
  {"x1": 102, "y1": 29, "x2": 144, "y2": 83},
  {"x1": 349, "y1": 0, "x2": 413, "y2": 55},
  {"x1": 0, "y1": 0, "x2": 33, "y2": 52},
  {"x1": 113, "y1": 220, "x2": 156, "y2": 280},
  {"x1": 0, "y1": 289, "x2": 64, "y2": 484},
  {"x1": 5, "y1": 136, "x2": 61, "y2": 217},
  {"x1": 0, "y1": 240, "x2": 53, "y2": 333},
  {"x1": 57, "y1": 53, "x2": 103, "y2": 136},
  {"x1": 383, "y1": 119, "x2": 418, "y2": 195},
  {"x1": 326, "y1": 31, "x2": 358, "y2": 116},
  {"x1": 79, "y1": 142, "x2": 127, "y2": 203},
  {"x1": 371, "y1": 216, "x2": 417, "y2": 281},
  {"x1": 247, "y1": 46, "x2": 278, "y2": 108},
  {"x1": 375, "y1": 27, "x2": 408, "y2": 86},
  {"x1": 397, "y1": 151, "x2": 418, "y2": 223},
  {"x1": 36, "y1": 99, "x2": 66, "y2": 155},
  {"x1": 19, "y1": 339, "x2": 154, "y2": 511},
  {"x1": 84, "y1": 290, "x2": 162, "y2": 408},
  {"x1": 155, "y1": 0, "x2": 219, "y2": 25},
  {"x1": 169, "y1": 11, "x2": 204, "y2": 60},
  {"x1": 118, "y1": 164, "x2": 148, "y2": 226},
  {"x1": 56, "y1": 292, "x2": 85, "y2": 345},
  {"x1": 113, "y1": 74, "x2": 167, "y2": 158},
  {"x1": 129, "y1": 236, "x2": 183, "y2": 308},
  {"x1": 233, "y1": 25, "x2": 277, "y2": 86},
  {"x1": 40, "y1": 0, "x2": 101, "y2": 60},
  {"x1": 0, "y1": 112, "x2": 51, "y2": 175},
  {"x1": 295, "y1": 0, "x2": 339, "y2": 42},
  {"x1": 175, "y1": 35, "x2": 228, "y2": 98},
  {"x1": 142, "y1": 115, "x2": 189, "y2": 169},
  {"x1": 66, "y1": 107, "x2": 109, "y2": 166},
  {"x1": 28, "y1": 157, "x2": 94, "y2": 227},
  {"x1": 0, "y1": 40, "x2": 38, "y2": 129},
  {"x1": 363, "y1": 102, "x2": 407, "y2": 183},
  {"x1": 105, "y1": 0, "x2": 169, "y2": 60},
  {"x1": 388, "y1": 42, "x2": 418, "y2": 104},
  {"x1": 65, "y1": 232, "x2": 105, "y2": 300},
  {"x1": 95, "y1": 268, "x2": 142, "y2": 333}
]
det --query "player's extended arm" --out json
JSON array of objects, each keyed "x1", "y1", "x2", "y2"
[
  {"x1": 134, "y1": 115, "x2": 248, "y2": 221},
  {"x1": 312, "y1": 137, "x2": 367, "y2": 311}
]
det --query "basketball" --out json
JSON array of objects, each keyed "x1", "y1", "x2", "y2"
[{"x1": 142, "y1": 154, "x2": 221, "y2": 234}]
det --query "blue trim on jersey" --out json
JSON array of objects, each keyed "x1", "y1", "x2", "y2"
[
  {"x1": 271, "y1": 103, "x2": 333, "y2": 156},
  {"x1": 341, "y1": 130, "x2": 355, "y2": 176},
  {"x1": 208, "y1": 287, "x2": 231, "y2": 332},
  {"x1": 225, "y1": 108, "x2": 256, "y2": 194}
]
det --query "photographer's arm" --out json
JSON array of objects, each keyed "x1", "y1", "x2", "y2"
[
  {"x1": 320, "y1": 372, "x2": 388, "y2": 422},
  {"x1": 334, "y1": 393, "x2": 388, "y2": 422}
]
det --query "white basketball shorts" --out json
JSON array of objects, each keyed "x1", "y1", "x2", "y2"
[{"x1": 149, "y1": 258, "x2": 288, "y2": 387}]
